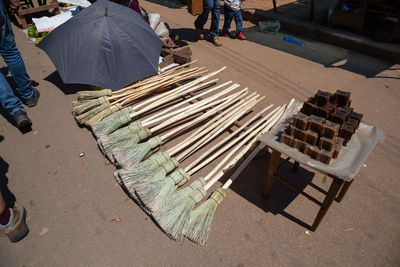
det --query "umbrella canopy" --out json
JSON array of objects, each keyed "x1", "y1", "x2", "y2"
[{"x1": 38, "y1": 0, "x2": 162, "y2": 90}]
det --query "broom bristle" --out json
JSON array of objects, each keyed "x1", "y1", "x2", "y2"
[
  {"x1": 75, "y1": 102, "x2": 109, "y2": 124},
  {"x1": 102, "y1": 128, "x2": 151, "y2": 162},
  {"x1": 136, "y1": 168, "x2": 190, "y2": 213},
  {"x1": 185, "y1": 188, "x2": 226, "y2": 245},
  {"x1": 77, "y1": 89, "x2": 112, "y2": 101},
  {"x1": 113, "y1": 136, "x2": 162, "y2": 169},
  {"x1": 92, "y1": 112, "x2": 133, "y2": 139},
  {"x1": 72, "y1": 96, "x2": 108, "y2": 115},
  {"x1": 85, "y1": 104, "x2": 118, "y2": 126},
  {"x1": 154, "y1": 186, "x2": 207, "y2": 240},
  {"x1": 98, "y1": 122, "x2": 143, "y2": 151},
  {"x1": 114, "y1": 151, "x2": 170, "y2": 184}
]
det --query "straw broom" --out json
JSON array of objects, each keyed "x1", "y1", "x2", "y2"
[
  {"x1": 152, "y1": 105, "x2": 287, "y2": 240},
  {"x1": 112, "y1": 88, "x2": 247, "y2": 169},
  {"x1": 105, "y1": 85, "x2": 242, "y2": 164},
  {"x1": 83, "y1": 68, "x2": 208, "y2": 125},
  {"x1": 113, "y1": 92, "x2": 258, "y2": 189},
  {"x1": 73, "y1": 65, "x2": 204, "y2": 116},
  {"x1": 134, "y1": 95, "x2": 266, "y2": 213},
  {"x1": 74, "y1": 67, "x2": 207, "y2": 125},
  {"x1": 90, "y1": 67, "x2": 226, "y2": 137},
  {"x1": 185, "y1": 99, "x2": 295, "y2": 245},
  {"x1": 75, "y1": 61, "x2": 197, "y2": 101},
  {"x1": 98, "y1": 81, "x2": 234, "y2": 159},
  {"x1": 91, "y1": 77, "x2": 219, "y2": 139}
]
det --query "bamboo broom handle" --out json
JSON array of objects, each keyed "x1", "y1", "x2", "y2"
[
  {"x1": 131, "y1": 78, "x2": 220, "y2": 121},
  {"x1": 158, "y1": 92, "x2": 245, "y2": 141},
  {"x1": 153, "y1": 87, "x2": 246, "y2": 134},
  {"x1": 113, "y1": 61, "x2": 198, "y2": 94},
  {"x1": 142, "y1": 81, "x2": 233, "y2": 125},
  {"x1": 204, "y1": 106, "x2": 286, "y2": 189},
  {"x1": 114, "y1": 66, "x2": 205, "y2": 96},
  {"x1": 146, "y1": 67, "x2": 226, "y2": 108},
  {"x1": 189, "y1": 105, "x2": 283, "y2": 176},
  {"x1": 169, "y1": 92, "x2": 259, "y2": 156},
  {"x1": 184, "y1": 105, "x2": 278, "y2": 173},
  {"x1": 164, "y1": 91, "x2": 246, "y2": 158},
  {"x1": 129, "y1": 68, "x2": 226, "y2": 118},
  {"x1": 198, "y1": 142, "x2": 254, "y2": 194},
  {"x1": 220, "y1": 99, "x2": 295, "y2": 188},
  {"x1": 117, "y1": 68, "x2": 207, "y2": 104},
  {"x1": 152, "y1": 90, "x2": 243, "y2": 135},
  {"x1": 184, "y1": 91, "x2": 257, "y2": 140},
  {"x1": 175, "y1": 95, "x2": 262, "y2": 162},
  {"x1": 222, "y1": 140, "x2": 263, "y2": 189}
]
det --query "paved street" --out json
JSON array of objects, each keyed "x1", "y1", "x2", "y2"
[{"x1": 0, "y1": 1, "x2": 399, "y2": 266}]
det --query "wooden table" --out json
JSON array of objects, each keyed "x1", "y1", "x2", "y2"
[
  {"x1": 258, "y1": 102, "x2": 384, "y2": 231},
  {"x1": 263, "y1": 149, "x2": 354, "y2": 231}
]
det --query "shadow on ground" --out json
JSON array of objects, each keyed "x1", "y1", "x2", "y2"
[
  {"x1": 218, "y1": 149, "x2": 319, "y2": 230},
  {"x1": 0, "y1": 156, "x2": 16, "y2": 207},
  {"x1": 241, "y1": 25, "x2": 397, "y2": 79},
  {"x1": 44, "y1": 71, "x2": 91, "y2": 95}
]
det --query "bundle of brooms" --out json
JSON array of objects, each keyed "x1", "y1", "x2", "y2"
[
  {"x1": 72, "y1": 62, "x2": 211, "y2": 126},
  {"x1": 71, "y1": 63, "x2": 292, "y2": 245}
]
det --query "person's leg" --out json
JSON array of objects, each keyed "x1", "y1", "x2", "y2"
[
  {"x1": 0, "y1": 72, "x2": 24, "y2": 116},
  {"x1": 209, "y1": 0, "x2": 220, "y2": 37},
  {"x1": 0, "y1": 0, "x2": 34, "y2": 101},
  {"x1": 194, "y1": 0, "x2": 212, "y2": 31},
  {"x1": 222, "y1": 5, "x2": 234, "y2": 32},
  {"x1": 234, "y1": 9, "x2": 243, "y2": 32},
  {"x1": 0, "y1": 189, "x2": 29, "y2": 242},
  {"x1": 234, "y1": 9, "x2": 246, "y2": 40}
]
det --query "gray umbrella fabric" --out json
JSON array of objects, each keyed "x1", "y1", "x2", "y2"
[{"x1": 38, "y1": 0, "x2": 162, "y2": 90}]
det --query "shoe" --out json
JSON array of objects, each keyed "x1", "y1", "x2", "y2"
[
  {"x1": 236, "y1": 31, "x2": 246, "y2": 40},
  {"x1": 195, "y1": 28, "x2": 205, "y2": 40},
  {"x1": 221, "y1": 29, "x2": 230, "y2": 37},
  {"x1": 23, "y1": 88, "x2": 40, "y2": 107},
  {"x1": 13, "y1": 110, "x2": 32, "y2": 129},
  {"x1": 0, "y1": 203, "x2": 29, "y2": 243},
  {"x1": 211, "y1": 36, "x2": 222, "y2": 47}
]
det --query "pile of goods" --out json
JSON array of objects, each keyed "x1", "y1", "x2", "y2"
[
  {"x1": 280, "y1": 90, "x2": 363, "y2": 164},
  {"x1": 72, "y1": 63, "x2": 292, "y2": 245}
]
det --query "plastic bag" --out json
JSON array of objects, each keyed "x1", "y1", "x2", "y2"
[{"x1": 148, "y1": 13, "x2": 161, "y2": 30}]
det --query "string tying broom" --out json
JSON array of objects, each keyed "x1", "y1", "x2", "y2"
[
  {"x1": 152, "y1": 104, "x2": 287, "y2": 240},
  {"x1": 90, "y1": 67, "x2": 227, "y2": 137},
  {"x1": 112, "y1": 88, "x2": 247, "y2": 169},
  {"x1": 185, "y1": 99, "x2": 295, "y2": 245}
]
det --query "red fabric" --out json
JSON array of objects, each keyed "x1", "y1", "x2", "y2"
[
  {"x1": 0, "y1": 207, "x2": 11, "y2": 226},
  {"x1": 128, "y1": 0, "x2": 141, "y2": 15}
]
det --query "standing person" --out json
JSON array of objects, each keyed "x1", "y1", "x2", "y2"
[
  {"x1": 194, "y1": 0, "x2": 222, "y2": 47},
  {"x1": 221, "y1": 0, "x2": 246, "y2": 40},
  {"x1": 0, "y1": 0, "x2": 40, "y2": 129}
]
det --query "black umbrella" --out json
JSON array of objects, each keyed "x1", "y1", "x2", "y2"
[{"x1": 38, "y1": 0, "x2": 162, "y2": 90}]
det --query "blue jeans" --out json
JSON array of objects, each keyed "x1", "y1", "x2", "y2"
[
  {"x1": 223, "y1": 5, "x2": 243, "y2": 32},
  {"x1": 0, "y1": 0, "x2": 33, "y2": 115},
  {"x1": 194, "y1": 0, "x2": 220, "y2": 37}
]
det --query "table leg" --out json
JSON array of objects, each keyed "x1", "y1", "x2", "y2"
[
  {"x1": 335, "y1": 180, "x2": 353, "y2": 203},
  {"x1": 263, "y1": 149, "x2": 281, "y2": 198},
  {"x1": 311, "y1": 177, "x2": 343, "y2": 231},
  {"x1": 292, "y1": 161, "x2": 300, "y2": 173}
]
